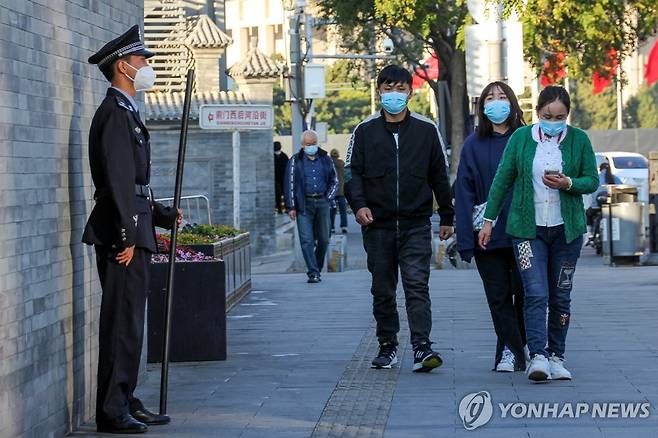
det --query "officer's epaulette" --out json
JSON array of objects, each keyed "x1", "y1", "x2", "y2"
[{"x1": 114, "y1": 96, "x2": 134, "y2": 112}]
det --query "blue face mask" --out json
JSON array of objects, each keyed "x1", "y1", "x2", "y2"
[
  {"x1": 539, "y1": 119, "x2": 567, "y2": 137},
  {"x1": 483, "y1": 100, "x2": 511, "y2": 125},
  {"x1": 380, "y1": 91, "x2": 408, "y2": 115},
  {"x1": 304, "y1": 145, "x2": 318, "y2": 155}
]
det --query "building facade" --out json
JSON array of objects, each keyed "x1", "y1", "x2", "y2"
[{"x1": 0, "y1": 1, "x2": 144, "y2": 436}]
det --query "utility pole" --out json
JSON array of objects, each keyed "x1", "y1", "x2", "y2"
[
  {"x1": 305, "y1": 13, "x2": 315, "y2": 128},
  {"x1": 289, "y1": 2, "x2": 305, "y2": 149},
  {"x1": 617, "y1": 64, "x2": 624, "y2": 130},
  {"x1": 488, "y1": 6, "x2": 504, "y2": 82}
]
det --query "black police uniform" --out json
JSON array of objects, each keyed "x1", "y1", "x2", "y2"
[{"x1": 83, "y1": 25, "x2": 177, "y2": 431}]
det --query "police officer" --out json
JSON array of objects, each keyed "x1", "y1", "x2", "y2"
[{"x1": 84, "y1": 25, "x2": 182, "y2": 434}]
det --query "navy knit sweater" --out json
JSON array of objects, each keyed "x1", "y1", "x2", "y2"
[{"x1": 454, "y1": 130, "x2": 515, "y2": 262}]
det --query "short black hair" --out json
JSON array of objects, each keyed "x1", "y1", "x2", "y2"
[
  {"x1": 537, "y1": 85, "x2": 571, "y2": 113},
  {"x1": 100, "y1": 61, "x2": 115, "y2": 82},
  {"x1": 377, "y1": 65, "x2": 412, "y2": 88},
  {"x1": 273, "y1": 141, "x2": 282, "y2": 151},
  {"x1": 476, "y1": 81, "x2": 526, "y2": 138}
]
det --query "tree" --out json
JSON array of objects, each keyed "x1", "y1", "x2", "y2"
[
  {"x1": 273, "y1": 84, "x2": 292, "y2": 136},
  {"x1": 318, "y1": 0, "x2": 470, "y2": 172},
  {"x1": 570, "y1": 79, "x2": 617, "y2": 130},
  {"x1": 625, "y1": 83, "x2": 658, "y2": 128},
  {"x1": 274, "y1": 60, "x2": 435, "y2": 135},
  {"x1": 313, "y1": 60, "x2": 372, "y2": 134},
  {"x1": 503, "y1": 0, "x2": 658, "y2": 81}
]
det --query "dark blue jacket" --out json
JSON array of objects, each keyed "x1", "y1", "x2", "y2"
[
  {"x1": 284, "y1": 147, "x2": 339, "y2": 214},
  {"x1": 455, "y1": 131, "x2": 515, "y2": 262}
]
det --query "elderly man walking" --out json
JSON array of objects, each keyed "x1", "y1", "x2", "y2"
[{"x1": 284, "y1": 130, "x2": 339, "y2": 283}]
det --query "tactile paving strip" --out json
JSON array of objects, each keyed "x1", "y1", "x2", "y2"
[{"x1": 311, "y1": 301, "x2": 409, "y2": 438}]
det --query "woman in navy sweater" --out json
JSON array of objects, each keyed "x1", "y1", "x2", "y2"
[{"x1": 455, "y1": 81, "x2": 527, "y2": 372}]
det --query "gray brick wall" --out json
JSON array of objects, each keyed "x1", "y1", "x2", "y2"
[
  {"x1": 148, "y1": 124, "x2": 276, "y2": 256},
  {"x1": 0, "y1": 1, "x2": 143, "y2": 436}
]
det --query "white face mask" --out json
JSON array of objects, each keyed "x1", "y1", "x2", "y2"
[{"x1": 123, "y1": 62, "x2": 156, "y2": 91}]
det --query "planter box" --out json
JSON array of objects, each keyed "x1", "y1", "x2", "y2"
[
  {"x1": 147, "y1": 260, "x2": 226, "y2": 363},
  {"x1": 187, "y1": 232, "x2": 251, "y2": 310}
]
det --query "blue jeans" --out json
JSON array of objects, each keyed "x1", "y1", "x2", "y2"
[
  {"x1": 297, "y1": 197, "x2": 331, "y2": 277},
  {"x1": 331, "y1": 195, "x2": 348, "y2": 230},
  {"x1": 513, "y1": 225, "x2": 583, "y2": 359}
]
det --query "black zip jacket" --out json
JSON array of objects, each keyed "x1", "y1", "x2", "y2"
[{"x1": 344, "y1": 110, "x2": 454, "y2": 229}]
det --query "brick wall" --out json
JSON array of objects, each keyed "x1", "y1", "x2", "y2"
[
  {"x1": 148, "y1": 124, "x2": 276, "y2": 256},
  {"x1": 0, "y1": 1, "x2": 143, "y2": 436}
]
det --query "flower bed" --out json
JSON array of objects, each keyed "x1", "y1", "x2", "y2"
[{"x1": 155, "y1": 225, "x2": 251, "y2": 311}]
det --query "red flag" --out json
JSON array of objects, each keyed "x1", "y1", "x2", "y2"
[
  {"x1": 412, "y1": 53, "x2": 440, "y2": 89},
  {"x1": 645, "y1": 39, "x2": 658, "y2": 86},
  {"x1": 540, "y1": 52, "x2": 566, "y2": 87},
  {"x1": 592, "y1": 49, "x2": 618, "y2": 94}
]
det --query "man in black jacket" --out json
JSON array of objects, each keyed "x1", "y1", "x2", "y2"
[
  {"x1": 345, "y1": 65, "x2": 454, "y2": 372},
  {"x1": 84, "y1": 25, "x2": 182, "y2": 434}
]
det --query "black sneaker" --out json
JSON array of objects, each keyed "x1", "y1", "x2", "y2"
[
  {"x1": 371, "y1": 342, "x2": 398, "y2": 369},
  {"x1": 307, "y1": 275, "x2": 320, "y2": 283},
  {"x1": 412, "y1": 342, "x2": 443, "y2": 372}
]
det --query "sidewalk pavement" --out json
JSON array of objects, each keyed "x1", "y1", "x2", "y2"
[{"x1": 74, "y1": 220, "x2": 658, "y2": 437}]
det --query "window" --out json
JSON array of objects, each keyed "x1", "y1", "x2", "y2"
[{"x1": 612, "y1": 156, "x2": 648, "y2": 169}]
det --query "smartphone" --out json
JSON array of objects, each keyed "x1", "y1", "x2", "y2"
[{"x1": 544, "y1": 169, "x2": 561, "y2": 176}]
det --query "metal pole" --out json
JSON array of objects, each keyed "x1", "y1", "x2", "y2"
[
  {"x1": 305, "y1": 13, "x2": 315, "y2": 128},
  {"x1": 608, "y1": 202, "x2": 615, "y2": 267},
  {"x1": 159, "y1": 69, "x2": 195, "y2": 415},
  {"x1": 370, "y1": 79, "x2": 377, "y2": 114},
  {"x1": 289, "y1": 8, "x2": 304, "y2": 149},
  {"x1": 232, "y1": 130, "x2": 241, "y2": 229},
  {"x1": 616, "y1": 64, "x2": 623, "y2": 130},
  {"x1": 310, "y1": 54, "x2": 394, "y2": 60},
  {"x1": 488, "y1": 11, "x2": 504, "y2": 82}
]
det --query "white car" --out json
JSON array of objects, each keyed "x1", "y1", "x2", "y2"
[{"x1": 595, "y1": 152, "x2": 649, "y2": 202}]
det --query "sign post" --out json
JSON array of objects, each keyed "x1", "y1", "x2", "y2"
[{"x1": 198, "y1": 104, "x2": 273, "y2": 230}]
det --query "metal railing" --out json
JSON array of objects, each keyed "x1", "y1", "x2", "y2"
[{"x1": 155, "y1": 194, "x2": 212, "y2": 226}]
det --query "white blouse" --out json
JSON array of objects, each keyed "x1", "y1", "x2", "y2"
[{"x1": 531, "y1": 124, "x2": 567, "y2": 227}]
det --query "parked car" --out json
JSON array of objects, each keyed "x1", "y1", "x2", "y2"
[{"x1": 595, "y1": 152, "x2": 649, "y2": 202}]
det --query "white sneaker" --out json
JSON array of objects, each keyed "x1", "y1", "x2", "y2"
[
  {"x1": 549, "y1": 354, "x2": 572, "y2": 380},
  {"x1": 496, "y1": 347, "x2": 515, "y2": 372},
  {"x1": 527, "y1": 354, "x2": 551, "y2": 382}
]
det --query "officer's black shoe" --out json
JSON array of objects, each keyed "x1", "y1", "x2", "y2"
[
  {"x1": 371, "y1": 342, "x2": 398, "y2": 369},
  {"x1": 131, "y1": 406, "x2": 171, "y2": 425},
  {"x1": 97, "y1": 413, "x2": 147, "y2": 434},
  {"x1": 412, "y1": 342, "x2": 443, "y2": 372}
]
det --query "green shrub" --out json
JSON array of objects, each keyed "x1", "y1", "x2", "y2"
[{"x1": 173, "y1": 224, "x2": 244, "y2": 244}]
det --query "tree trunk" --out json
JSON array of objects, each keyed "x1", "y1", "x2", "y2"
[{"x1": 449, "y1": 50, "x2": 467, "y2": 178}]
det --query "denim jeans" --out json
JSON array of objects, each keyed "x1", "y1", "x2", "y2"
[
  {"x1": 513, "y1": 225, "x2": 583, "y2": 359},
  {"x1": 297, "y1": 197, "x2": 331, "y2": 277},
  {"x1": 330, "y1": 195, "x2": 348, "y2": 230},
  {"x1": 362, "y1": 223, "x2": 433, "y2": 346},
  {"x1": 474, "y1": 247, "x2": 526, "y2": 370}
]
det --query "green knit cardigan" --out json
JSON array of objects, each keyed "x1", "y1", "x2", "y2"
[{"x1": 483, "y1": 125, "x2": 599, "y2": 243}]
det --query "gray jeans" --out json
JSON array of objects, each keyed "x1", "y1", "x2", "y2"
[{"x1": 362, "y1": 223, "x2": 433, "y2": 346}]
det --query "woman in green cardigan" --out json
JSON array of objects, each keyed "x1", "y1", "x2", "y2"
[{"x1": 478, "y1": 86, "x2": 598, "y2": 383}]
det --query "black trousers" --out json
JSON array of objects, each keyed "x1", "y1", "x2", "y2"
[
  {"x1": 474, "y1": 247, "x2": 526, "y2": 370},
  {"x1": 95, "y1": 245, "x2": 150, "y2": 422},
  {"x1": 275, "y1": 181, "x2": 284, "y2": 212},
  {"x1": 363, "y1": 224, "x2": 432, "y2": 346}
]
